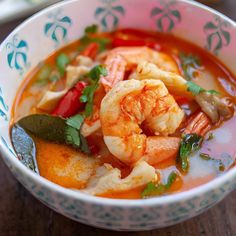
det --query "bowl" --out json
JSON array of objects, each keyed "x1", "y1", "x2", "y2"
[{"x1": 0, "y1": 0, "x2": 236, "y2": 231}]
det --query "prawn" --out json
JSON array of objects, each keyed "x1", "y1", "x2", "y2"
[
  {"x1": 100, "y1": 79, "x2": 184, "y2": 166},
  {"x1": 135, "y1": 62, "x2": 233, "y2": 123},
  {"x1": 100, "y1": 47, "x2": 179, "y2": 92}
]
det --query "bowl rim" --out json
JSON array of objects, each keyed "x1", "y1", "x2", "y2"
[{"x1": 0, "y1": 0, "x2": 236, "y2": 207}]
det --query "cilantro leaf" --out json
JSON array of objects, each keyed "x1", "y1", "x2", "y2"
[
  {"x1": 80, "y1": 133, "x2": 91, "y2": 155},
  {"x1": 179, "y1": 52, "x2": 201, "y2": 81},
  {"x1": 84, "y1": 84, "x2": 99, "y2": 117},
  {"x1": 141, "y1": 172, "x2": 178, "y2": 198},
  {"x1": 66, "y1": 114, "x2": 84, "y2": 130},
  {"x1": 207, "y1": 90, "x2": 220, "y2": 95},
  {"x1": 65, "y1": 126, "x2": 81, "y2": 148},
  {"x1": 56, "y1": 53, "x2": 70, "y2": 76},
  {"x1": 85, "y1": 24, "x2": 98, "y2": 34},
  {"x1": 186, "y1": 81, "x2": 205, "y2": 95},
  {"x1": 88, "y1": 64, "x2": 108, "y2": 82},
  {"x1": 186, "y1": 81, "x2": 220, "y2": 97},
  {"x1": 65, "y1": 114, "x2": 91, "y2": 154},
  {"x1": 80, "y1": 65, "x2": 107, "y2": 117},
  {"x1": 78, "y1": 24, "x2": 111, "y2": 53},
  {"x1": 178, "y1": 133, "x2": 203, "y2": 172}
]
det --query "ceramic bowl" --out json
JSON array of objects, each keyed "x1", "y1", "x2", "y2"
[{"x1": 0, "y1": 0, "x2": 236, "y2": 231}]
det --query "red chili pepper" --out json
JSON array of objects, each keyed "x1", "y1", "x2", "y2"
[
  {"x1": 52, "y1": 81, "x2": 87, "y2": 118},
  {"x1": 81, "y1": 42, "x2": 99, "y2": 59},
  {"x1": 175, "y1": 96, "x2": 190, "y2": 105},
  {"x1": 112, "y1": 38, "x2": 161, "y2": 50}
]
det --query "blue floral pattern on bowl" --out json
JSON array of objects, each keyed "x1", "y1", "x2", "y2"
[
  {"x1": 44, "y1": 10, "x2": 72, "y2": 44},
  {"x1": 0, "y1": 0, "x2": 236, "y2": 231},
  {"x1": 95, "y1": 0, "x2": 125, "y2": 30},
  {"x1": 6, "y1": 34, "x2": 29, "y2": 75}
]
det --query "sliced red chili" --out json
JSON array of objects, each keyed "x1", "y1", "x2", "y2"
[
  {"x1": 52, "y1": 81, "x2": 87, "y2": 118},
  {"x1": 81, "y1": 42, "x2": 99, "y2": 59}
]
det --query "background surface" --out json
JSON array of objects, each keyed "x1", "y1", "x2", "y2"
[{"x1": 0, "y1": 0, "x2": 236, "y2": 235}]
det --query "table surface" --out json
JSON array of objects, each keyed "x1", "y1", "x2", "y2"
[{"x1": 1, "y1": 1, "x2": 236, "y2": 235}]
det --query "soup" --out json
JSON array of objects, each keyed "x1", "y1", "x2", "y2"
[{"x1": 11, "y1": 25, "x2": 236, "y2": 199}]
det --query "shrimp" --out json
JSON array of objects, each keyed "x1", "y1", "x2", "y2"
[
  {"x1": 100, "y1": 79, "x2": 184, "y2": 166},
  {"x1": 100, "y1": 47, "x2": 179, "y2": 92},
  {"x1": 184, "y1": 111, "x2": 212, "y2": 136},
  {"x1": 135, "y1": 62, "x2": 233, "y2": 123}
]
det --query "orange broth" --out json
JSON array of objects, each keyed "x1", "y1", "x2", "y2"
[{"x1": 11, "y1": 29, "x2": 236, "y2": 199}]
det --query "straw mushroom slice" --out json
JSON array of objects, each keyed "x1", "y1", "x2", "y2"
[
  {"x1": 37, "y1": 56, "x2": 93, "y2": 112},
  {"x1": 37, "y1": 90, "x2": 67, "y2": 111},
  {"x1": 82, "y1": 161, "x2": 156, "y2": 196}
]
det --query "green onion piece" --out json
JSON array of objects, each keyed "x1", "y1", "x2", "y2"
[{"x1": 56, "y1": 53, "x2": 70, "y2": 76}]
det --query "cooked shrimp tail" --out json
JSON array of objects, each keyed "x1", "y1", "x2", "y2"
[
  {"x1": 136, "y1": 62, "x2": 233, "y2": 123},
  {"x1": 100, "y1": 47, "x2": 179, "y2": 92},
  {"x1": 184, "y1": 111, "x2": 212, "y2": 136},
  {"x1": 100, "y1": 79, "x2": 184, "y2": 166}
]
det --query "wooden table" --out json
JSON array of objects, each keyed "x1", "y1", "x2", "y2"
[{"x1": 1, "y1": 1, "x2": 236, "y2": 235}]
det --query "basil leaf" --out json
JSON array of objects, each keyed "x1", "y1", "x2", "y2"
[
  {"x1": 56, "y1": 53, "x2": 70, "y2": 76},
  {"x1": 142, "y1": 172, "x2": 178, "y2": 198},
  {"x1": 179, "y1": 52, "x2": 201, "y2": 81},
  {"x1": 178, "y1": 133, "x2": 203, "y2": 172}
]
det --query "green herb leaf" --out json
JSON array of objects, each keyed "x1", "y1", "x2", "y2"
[
  {"x1": 85, "y1": 24, "x2": 98, "y2": 34},
  {"x1": 200, "y1": 153, "x2": 225, "y2": 171},
  {"x1": 186, "y1": 81, "x2": 205, "y2": 95},
  {"x1": 84, "y1": 84, "x2": 99, "y2": 117},
  {"x1": 18, "y1": 114, "x2": 67, "y2": 143},
  {"x1": 141, "y1": 172, "x2": 178, "y2": 198},
  {"x1": 80, "y1": 133, "x2": 91, "y2": 155},
  {"x1": 178, "y1": 133, "x2": 203, "y2": 172},
  {"x1": 56, "y1": 53, "x2": 70, "y2": 76},
  {"x1": 78, "y1": 24, "x2": 111, "y2": 53},
  {"x1": 186, "y1": 81, "x2": 220, "y2": 96},
  {"x1": 17, "y1": 114, "x2": 90, "y2": 155},
  {"x1": 66, "y1": 114, "x2": 84, "y2": 130},
  {"x1": 65, "y1": 126, "x2": 81, "y2": 148},
  {"x1": 179, "y1": 52, "x2": 201, "y2": 81},
  {"x1": 80, "y1": 65, "x2": 107, "y2": 117},
  {"x1": 207, "y1": 89, "x2": 220, "y2": 95},
  {"x1": 88, "y1": 65, "x2": 108, "y2": 82}
]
